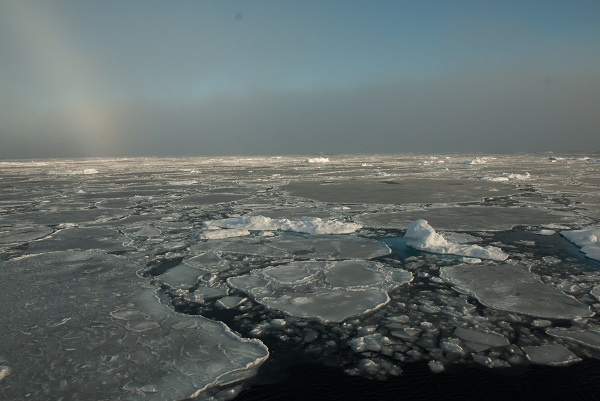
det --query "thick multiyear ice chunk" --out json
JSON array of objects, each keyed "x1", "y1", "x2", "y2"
[
  {"x1": 440, "y1": 264, "x2": 593, "y2": 319},
  {"x1": 0, "y1": 251, "x2": 268, "y2": 401},
  {"x1": 404, "y1": 220, "x2": 508, "y2": 261},
  {"x1": 228, "y1": 260, "x2": 412, "y2": 322},
  {"x1": 561, "y1": 226, "x2": 600, "y2": 261}
]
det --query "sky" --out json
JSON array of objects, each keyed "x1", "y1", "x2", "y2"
[{"x1": 1, "y1": 0, "x2": 599, "y2": 159}]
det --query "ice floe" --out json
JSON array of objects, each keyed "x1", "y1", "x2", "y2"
[
  {"x1": 561, "y1": 226, "x2": 600, "y2": 261},
  {"x1": 522, "y1": 345, "x2": 581, "y2": 366},
  {"x1": 0, "y1": 251, "x2": 268, "y2": 401},
  {"x1": 228, "y1": 260, "x2": 412, "y2": 322},
  {"x1": 440, "y1": 264, "x2": 593, "y2": 319},
  {"x1": 404, "y1": 219, "x2": 508, "y2": 261}
]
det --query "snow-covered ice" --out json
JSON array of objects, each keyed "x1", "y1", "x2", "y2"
[
  {"x1": 404, "y1": 219, "x2": 508, "y2": 261},
  {"x1": 202, "y1": 215, "x2": 362, "y2": 235},
  {"x1": 561, "y1": 226, "x2": 600, "y2": 261}
]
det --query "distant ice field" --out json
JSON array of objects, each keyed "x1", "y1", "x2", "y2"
[{"x1": 1, "y1": 153, "x2": 600, "y2": 400}]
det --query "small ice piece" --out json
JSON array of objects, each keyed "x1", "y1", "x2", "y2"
[
  {"x1": 591, "y1": 286, "x2": 600, "y2": 301},
  {"x1": 535, "y1": 229, "x2": 556, "y2": 236},
  {"x1": 0, "y1": 365, "x2": 10, "y2": 381},
  {"x1": 428, "y1": 361, "x2": 445, "y2": 373},
  {"x1": 158, "y1": 264, "x2": 207, "y2": 288},
  {"x1": 440, "y1": 264, "x2": 593, "y2": 319},
  {"x1": 194, "y1": 285, "x2": 229, "y2": 300},
  {"x1": 453, "y1": 327, "x2": 510, "y2": 347},
  {"x1": 522, "y1": 345, "x2": 581, "y2": 366},
  {"x1": 216, "y1": 296, "x2": 246, "y2": 309},
  {"x1": 404, "y1": 220, "x2": 508, "y2": 261},
  {"x1": 440, "y1": 338, "x2": 467, "y2": 355},
  {"x1": 546, "y1": 327, "x2": 600, "y2": 350},
  {"x1": 203, "y1": 215, "x2": 361, "y2": 235},
  {"x1": 561, "y1": 226, "x2": 600, "y2": 261}
]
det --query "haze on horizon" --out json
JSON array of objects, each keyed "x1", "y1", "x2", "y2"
[{"x1": 1, "y1": 0, "x2": 599, "y2": 159}]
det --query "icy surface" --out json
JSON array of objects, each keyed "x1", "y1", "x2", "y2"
[
  {"x1": 357, "y1": 207, "x2": 582, "y2": 231},
  {"x1": 561, "y1": 226, "x2": 600, "y2": 261},
  {"x1": 522, "y1": 345, "x2": 582, "y2": 366},
  {"x1": 404, "y1": 220, "x2": 508, "y2": 261},
  {"x1": 0, "y1": 251, "x2": 268, "y2": 401},
  {"x1": 440, "y1": 264, "x2": 593, "y2": 319},
  {"x1": 203, "y1": 215, "x2": 362, "y2": 235},
  {"x1": 546, "y1": 327, "x2": 600, "y2": 350},
  {"x1": 229, "y1": 260, "x2": 412, "y2": 322},
  {"x1": 1, "y1": 153, "x2": 600, "y2": 391}
]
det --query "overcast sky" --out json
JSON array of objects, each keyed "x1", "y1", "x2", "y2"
[{"x1": 1, "y1": 0, "x2": 599, "y2": 158}]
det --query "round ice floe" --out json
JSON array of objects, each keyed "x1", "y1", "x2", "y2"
[
  {"x1": 440, "y1": 264, "x2": 593, "y2": 319},
  {"x1": 228, "y1": 260, "x2": 412, "y2": 322}
]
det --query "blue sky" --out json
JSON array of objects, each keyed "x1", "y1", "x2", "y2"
[{"x1": 1, "y1": 0, "x2": 599, "y2": 158}]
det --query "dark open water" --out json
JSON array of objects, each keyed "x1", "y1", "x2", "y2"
[{"x1": 235, "y1": 358, "x2": 600, "y2": 401}]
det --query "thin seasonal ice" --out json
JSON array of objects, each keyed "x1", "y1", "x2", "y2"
[{"x1": 1, "y1": 153, "x2": 600, "y2": 399}]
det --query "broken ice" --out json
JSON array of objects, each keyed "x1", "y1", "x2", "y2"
[{"x1": 1, "y1": 153, "x2": 600, "y2": 398}]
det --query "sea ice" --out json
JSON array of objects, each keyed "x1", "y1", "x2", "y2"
[
  {"x1": 191, "y1": 234, "x2": 391, "y2": 260},
  {"x1": 282, "y1": 179, "x2": 517, "y2": 205},
  {"x1": 404, "y1": 220, "x2": 508, "y2": 261},
  {"x1": 546, "y1": 327, "x2": 600, "y2": 350},
  {"x1": 0, "y1": 251, "x2": 268, "y2": 401},
  {"x1": 202, "y1": 215, "x2": 361, "y2": 235},
  {"x1": 228, "y1": 260, "x2": 412, "y2": 322},
  {"x1": 453, "y1": 327, "x2": 510, "y2": 347},
  {"x1": 561, "y1": 226, "x2": 600, "y2": 261},
  {"x1": 305, "y1": 157, "x2": 330, "y2": 163},
  {"x1": 357, "y1": 207, "x2": 581, "y2": 231},
  {"x1": 480, "y1": 172, "x2": 530, "y2": 182},
  {"x1": 522, "y1": 345, "x2": 581, "y2": 366},
  {"x1": 440, "y1": 264, "x2": 593, "y2": 319},
  {"x1": 157, "y1": 263, "x2": 208, "y2": 288}
]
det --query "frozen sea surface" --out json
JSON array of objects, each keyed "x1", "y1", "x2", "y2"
[{"x1": 1, "y1": 153, "x2": 600, "y2": 400}]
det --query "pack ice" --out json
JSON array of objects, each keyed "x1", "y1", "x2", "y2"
[
  {"x1": 1, "y1": 153, "x2": 600, "y2": 394},
  {"x1": 0, "y1": 251, "x2": 268, "y2": 401}
]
